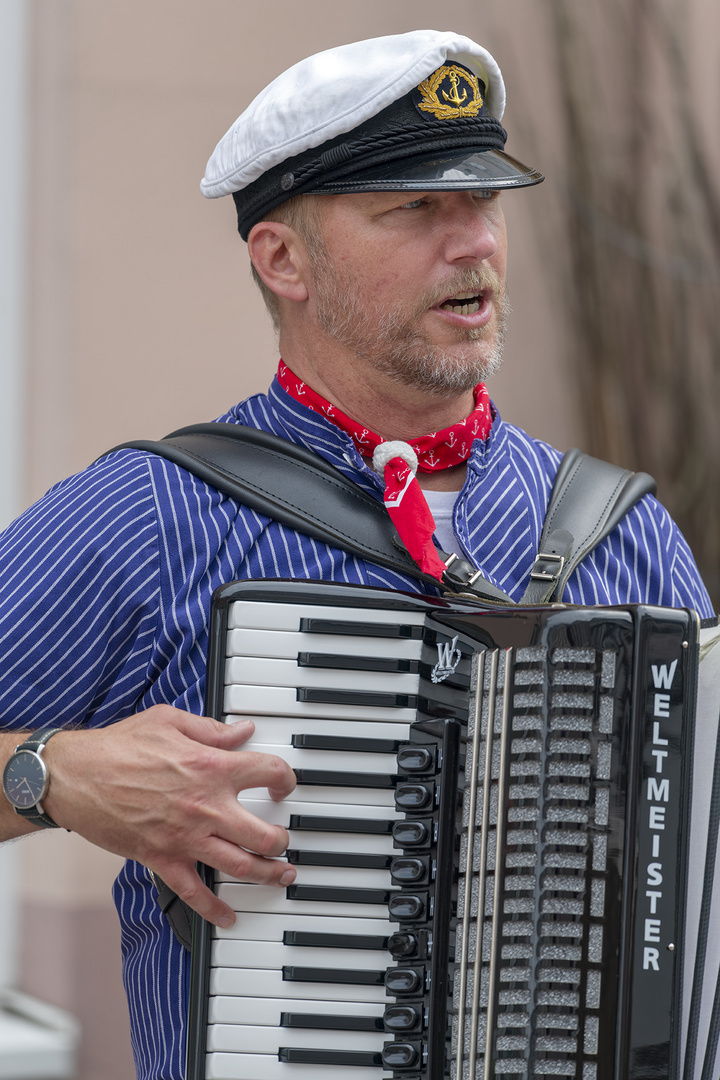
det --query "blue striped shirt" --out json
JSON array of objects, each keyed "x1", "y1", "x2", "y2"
[{"x1": 0, "y1": 377, "x2": 712, "y2": 1078}]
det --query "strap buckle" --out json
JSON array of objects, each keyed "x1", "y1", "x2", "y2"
[{"x1": 529, "y1": 551, "x2": 566, "y2": 583}]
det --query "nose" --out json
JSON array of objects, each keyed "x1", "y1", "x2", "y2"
[{"x1": 439, "y1": 193, "x2": 503, "y2": 265}]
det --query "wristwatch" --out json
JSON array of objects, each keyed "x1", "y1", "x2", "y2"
[{"x1": 2, "y1": 727, "x2": 63, "y2": 828}]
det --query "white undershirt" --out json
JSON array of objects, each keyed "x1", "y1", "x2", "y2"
[{"x1": 424, "y1": 488, "x2": 460, "y2": 555}]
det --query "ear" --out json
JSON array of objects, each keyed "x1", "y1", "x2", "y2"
[{"x1": 247, "y1": 221, "x2": 310, "y2": 304}]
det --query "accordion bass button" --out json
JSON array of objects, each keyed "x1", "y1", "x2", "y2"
[
  {"x1": 387, "y1": 931, "x2": 419, "y2": 958},
  {"x1": 392, "y1": 819, "x2": 431, "y2": 847},
  {"x1": 383, "y1": 1004, "x2": 423, "y2": 1032},
  {"x1": 395, "y1": 783, "x2": 433, "y2": 810},
  {"x1": 388, "y1": 893, "x2": 426, "y2": 920},
  {"x1": 397, "y1": 746, "x2": 435, "y2": 773},
  {"x1": 390, "y1": 857, "x2": 429, "y2": 883},
  {"x1": 384, "y1": 967, "x2": 424, "y2": 994},
  {"x1": 381, "y1": 1040, "x2": 421, "y2": 1068}
]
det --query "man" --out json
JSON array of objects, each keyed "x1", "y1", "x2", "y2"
[{"x1": 0, "y1": 30, "x2": 712, "y2": 1079}]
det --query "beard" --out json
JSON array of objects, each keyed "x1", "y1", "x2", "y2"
[{"x1": 307, "y1": 243, "x2": 510, "y2": 395}]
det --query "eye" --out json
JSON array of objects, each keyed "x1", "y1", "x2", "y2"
[
  {"x1": 399, "y1": 198, "x2": 426, "y2": 209},
  {"x1": 474, "y1": 189, "x2": 498, "y2": 201}
]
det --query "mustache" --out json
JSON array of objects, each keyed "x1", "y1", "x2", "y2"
[{"x1": 425, "y1": 267, "x2": 504, "y2": 309}]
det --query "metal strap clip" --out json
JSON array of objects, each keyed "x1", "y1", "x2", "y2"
[{"x1": 529, "y1": 551, "x2": 566, "y2": 583}]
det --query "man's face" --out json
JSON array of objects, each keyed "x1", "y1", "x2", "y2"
[{"x1": 301, "y1": 189, "x2": 509, "y2": 395}]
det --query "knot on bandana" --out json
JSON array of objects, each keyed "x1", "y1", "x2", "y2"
[{"x1": 277, "y1": 361, "x2": 492, "y2": 580}]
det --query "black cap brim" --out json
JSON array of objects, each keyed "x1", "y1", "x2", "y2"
[{"x1": 305, "y1": 147, "x2": 543, "y2": 194}]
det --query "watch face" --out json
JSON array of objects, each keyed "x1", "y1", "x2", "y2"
[{"x1": 2, "y1": 750, "x2": 48, "y2": 809}]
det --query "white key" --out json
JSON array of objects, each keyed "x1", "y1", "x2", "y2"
[
  {"x1": 234, "y1": 797, "x2": 399, "y2": 854},
  {"x1": 236, "y1": 741, "x2": 397, "y2": 776},
  {"x1": 217, "y1": 883, "x2": 390, "y2": 921},
  {"x1": 214, "y1": 912, "x2": 393, "y2": 944},
  {"x1": 229, "y1": 716, "x2": 411, "y2": 746},
  {"x1": 211, "y1": 939, "x2": 391, "y2": 971},
  {"x1": 227, "y1": 627, "x2": 424, "y2": 661},
  {"x1": 207, "y1": 1022, "x2": 386, "y2": 1053},
  {"x1": 228, "y1": 600, "x2": 426, "y2": 632},
  {"x1": 239, "y1": 784, "x2": 394, "y2": 807},
  {"x1": 217, "y1": 861, "x2": 391, "y2": 891},
  {"x1": 225, "y1": 656, "x2": 420, "y2": 695},
  {"x1": 210, "y1": 966, "x2": 389, "y2": 1003},
  {"x1": 208, "y1": 995, "x2": 384, "y2": 1026},
  {"x1": 224, "y1": 683, "x2": 417, "y2": 723},
  {"x1": 206, "y1": 1052, "x2": 392, "y2": 1079}
]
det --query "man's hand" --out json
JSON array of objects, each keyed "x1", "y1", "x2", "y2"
[{"x1": 5, "y1": 708, "x2": 297, "y2": 928}]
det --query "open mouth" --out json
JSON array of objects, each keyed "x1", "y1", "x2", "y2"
[{"x1": 438, "y1": 290, "x2": 486, "y2": 316}]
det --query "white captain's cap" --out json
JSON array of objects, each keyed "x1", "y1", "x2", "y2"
[{"x1": 201, "y1": 29, "x2": 543, "y2": 239}]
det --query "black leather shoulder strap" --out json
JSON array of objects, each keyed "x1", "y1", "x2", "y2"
[
  {"x1": 103, "y1": 422, "x2": 515, "y2": 606},
  {"x1": 520, "y1": 448, "x2": 657, "y2": 604}
]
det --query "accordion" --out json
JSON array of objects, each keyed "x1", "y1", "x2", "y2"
[{"x1": 186, "y1": 580, "x2": 720, "y2": 1080}]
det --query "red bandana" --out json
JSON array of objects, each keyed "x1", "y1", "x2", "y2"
[{"x1": 277, "y1": 361, "x2": 492, "y2": 581}]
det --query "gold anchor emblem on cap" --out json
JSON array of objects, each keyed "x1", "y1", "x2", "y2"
[{"x1": 416, "y1": 63, "x2": 484, "y2": 120}]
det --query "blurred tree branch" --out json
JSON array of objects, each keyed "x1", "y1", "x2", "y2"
[{"x1": 543, "y1": 0, "x2": 720, "y2": 604}]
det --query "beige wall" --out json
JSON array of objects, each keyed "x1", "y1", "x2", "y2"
[{"x1": 16, "y1": 1, "x2": 604, "y2": 1077}]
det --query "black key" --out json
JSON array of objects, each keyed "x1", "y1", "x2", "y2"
[
  {"x1": 299, "y1": 618, "x2": 423, "y2": 639},
  {"x1": 279, "y1": 1048, "x2": 384, "y2": 1066},
  {"x1": 388, "y1": 932, "x2": 420, "y2": 959},
  {"x1": 297, "y1": 687, "x2": 418, "y2": 708},
  {"x1": 292, "y1": 733, "x2": 400, "y2": 754},
  {"x1": 287, "y1": 884, "x2": 395, "y2": 905},
  {"x1": 388, "y1": 893, "x2": 426, "y2": 920},
  {"x1": 297, "y1": 652, "x2": 420, "y2": 674},
  {"x1": 281, "y1": 1012, "x2": 384, "y2": 1032},
  {"x1": 282, "y1": 966, "x2": 386, "y2": 986},
  {"x1": 286, "y1": 849, "x2": 392, "y2": 869},
  {"x1": 289, "y1": 814, "x2": 393, "y2": 834},
  {"x1": 283, "y1": 931, "x2": 389, "y2": 951},
  {"x1": 294, "y1": 768, "x2": 396, "y2": 789}
]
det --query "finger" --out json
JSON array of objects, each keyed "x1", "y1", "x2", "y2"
[
  {"x1": 167, "y1": 710, "x2": 255, "y2": 749},
  {"x1": 228, "y1": 750, "x2": 297, "y2": 801},
  {"x1": 199, "y1": 836, "x2": 297, "y2": 889},
  {"x1": 219, "y1": 805, "x2": 291, "y2": 858},
  {"x1": 151, "y1": 861, "x2": 238, "y2": 928}
]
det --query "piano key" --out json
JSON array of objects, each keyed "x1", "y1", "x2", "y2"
[
  {"x1": 278, "y1": 1047, "x2": 383, "y2": 1066},
  {"x1": 218, "y1": 863, "x2": 392, "y2": 890},
  {"x1": 228, "y1": 599, "x2": 426, "y2": 633},
  {"x1": 294, "y1": 769, "x2": 396, "y2": 790},
  {"x1": 211, "y1": 939, "x2": 391, "y2": 972},
  {"x1": 239, "y1": 782, "x2": 395, "y2": 807},
  {"x1": 233, "y1": 797, "x2": 398, "y2": 852},
  {"x1": 207, "y1": 1022, "x2": 386, "y2": 1053},
  {"x1": 282, "y1": 931, "x2": 389, "y2": 950},
  {"x1": 229, "y1": 715, "x2": 411, "y2": 749},
  {"x1": 285, "y1": 850, "x2": 392, "y2": 869},
  {"x1": 291, "y1": 733, "x2": 401, "y2": 754},
  {"x1": 287, "y1": 813, "x2": 396, "y2": 834},
  {"x1": 296, "y1": 652, "x2": 421, "y2": 674},
  {"x1": 217, "y1": 883, "x2": 391, "y2": 921},
  {"x1": 280, "y1": 1012, "x2": 384, "y2": 1032},
  {"x1": 232, "y1": 742, "x2": 397, "y2": 776},
  {"x1": 281, "y1": 966, "x2": 386, "y2": 987},
  {"x1": 209, "y1": 965, "x2": 390, "y2": 1002},
  {"x1": 226, "y1": 627, "x2": 424, "y2": 661},
  {"x1": 206, "y1": 1051, "x2": 392, "y2": 1079},
  {"x1": 207, "y1": 995, "x2": 384, "y2": 1026},
  {"x1": 224, "y1": 683, "x2": 418, "y2": 722},
  {"x1": 224, "y1": 656, "x2": 421, "y2": 695},
  {"x1": 299, "y1": 619, "x2": 423, "y2": 640},
  {"x1": 214, "y1": 911, "x2": 393, "y2": 944}
]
